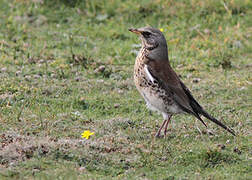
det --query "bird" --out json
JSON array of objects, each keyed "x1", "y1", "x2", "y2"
[{"x1": 129, "y1": 27, "x2": 236, "y2": 137}]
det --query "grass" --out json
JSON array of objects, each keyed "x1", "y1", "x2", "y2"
[{"x1": 0, "y1": 0, "x2": 251, "y2": 179}]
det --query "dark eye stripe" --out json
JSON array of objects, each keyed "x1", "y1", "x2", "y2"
[{"x1": 142, "y1": 31, "x2": 151, "y2": 38}]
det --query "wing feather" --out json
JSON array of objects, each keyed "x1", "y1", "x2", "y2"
[{"x1": 145, "y1": 58, "x2": 235, "y2": 135}]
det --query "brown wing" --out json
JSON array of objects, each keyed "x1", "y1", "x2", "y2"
[
  {"x1": 145, "y1": 58, "x2": 236, "y2": 136},
  {"x1": 145, "y1": 59, "x2": 201, "y2": 116}
]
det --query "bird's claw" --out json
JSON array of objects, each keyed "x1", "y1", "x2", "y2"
[{"x1": 155, "y1": 133, "x2": 164, "y2": 138}]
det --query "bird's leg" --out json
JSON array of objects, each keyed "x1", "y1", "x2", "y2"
[
  {"x1": 164, "y1": 115, "x2": 172, "y2": 136},
  {"x1": 155, "y1": 119, "x2": 167, "y2": 138}
]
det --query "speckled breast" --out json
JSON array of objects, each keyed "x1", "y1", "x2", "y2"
[{"x1": 133, "y1": 48, "x2": 181, "y2": 114}]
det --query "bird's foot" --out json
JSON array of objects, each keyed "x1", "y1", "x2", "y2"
[
  {"x1": 155, "y1": 132, "x2": 162, "y2": 138},
  {"x1": 164, "y1": 129, "x2": 168, "y2": 136}
]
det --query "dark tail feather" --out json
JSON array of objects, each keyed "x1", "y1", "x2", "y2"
[
  {"x1": 193, "y1": 113, "x2": 207, "y2": 128},
  {"x1": 179, "y1": 81, "x2": 236, "y2": 136},
  {"x1": 200, "y1": 109, "x2": 236, "y2": 136}
]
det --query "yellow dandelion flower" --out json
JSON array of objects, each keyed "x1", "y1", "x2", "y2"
[
  {"x1": 81, "y1": 130, "x2": 94, "y2": 139},
  {"x1": 160, "y1": 28, "x2": 164, "y2": 32}
]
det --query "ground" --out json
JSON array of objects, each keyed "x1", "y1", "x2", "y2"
[{"x1": 0, "y1": 0, "x2": 251, "y2": 179}]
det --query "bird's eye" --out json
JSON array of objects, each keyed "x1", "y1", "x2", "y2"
[{"x1": 142, "y1": 31, "x2": 151, "y2": 38}]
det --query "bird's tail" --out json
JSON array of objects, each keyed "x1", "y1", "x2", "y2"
[
  {"x1": 179, "y1": 81, "x2": 236, "y2": 136},
  {"x1": 200, "y1": 109, "x2": 236, "y2": 136}
]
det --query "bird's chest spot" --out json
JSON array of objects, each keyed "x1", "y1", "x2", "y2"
[
  {"x1": 133, "y1": 54, "x2": 178, "y2": 113},
  {"x1": 134, "y1": 50, "x2": 151, "y2": 86}
]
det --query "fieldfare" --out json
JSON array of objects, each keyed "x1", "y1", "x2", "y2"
[{"x1": 129, "y1": 27, "x2": 235, "y2": 137}]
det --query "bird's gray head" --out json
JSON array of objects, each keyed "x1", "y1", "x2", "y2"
[{"x1": 129, "y1": 27, "x2": 168, "y2": 61}]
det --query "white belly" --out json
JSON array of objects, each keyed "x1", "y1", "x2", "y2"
[
  {"x1": 138, "y1": 87, "x2": 183, "y2": 115},
  {"x1": 140, "y1": 89, "x2": 166, "y2": 113}
]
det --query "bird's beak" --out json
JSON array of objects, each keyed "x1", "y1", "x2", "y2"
[{"x1": 128, "y1": 28, "x2": 142, "y2": 35}]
